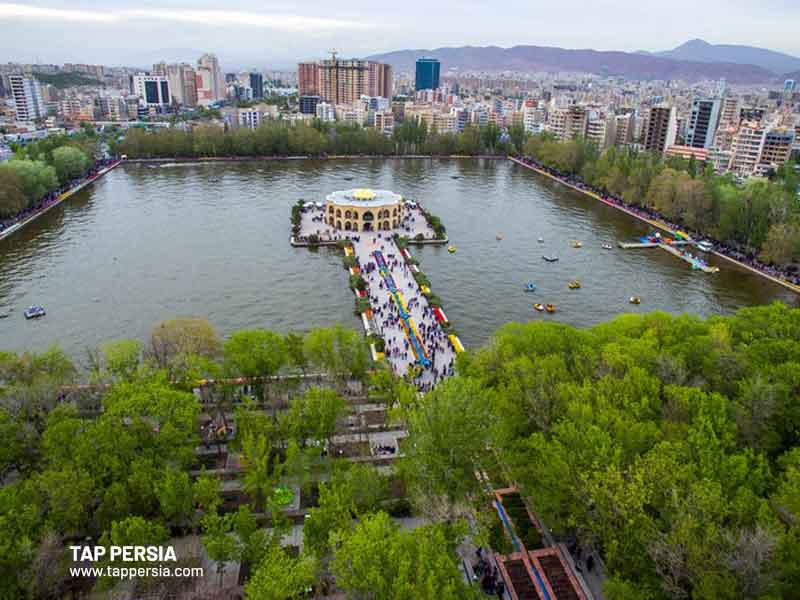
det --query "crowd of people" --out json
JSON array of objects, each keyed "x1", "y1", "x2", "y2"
[
  {"x1": 474, "y1": 548, "x2": 507, "y2": 598},
  {"x1": 513, "y1": 155, "x2": 800, "y2": 288},
  {"x1": 0, "y1": 157, "x2": 118, "y2": 235},
  {"x1": 356, "y1": 233, "x2": 455, "y2": 390}
]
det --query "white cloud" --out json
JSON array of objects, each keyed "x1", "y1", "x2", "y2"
[
  {"x1": 120, "y1": 9, "x2": 371, "y2": 31},
  {"x1": 0, "y1": 3, "x2": 372, "y2": 31},
  {"x1": 0, "y1": 3, "x2": 117, "y2": 22}
]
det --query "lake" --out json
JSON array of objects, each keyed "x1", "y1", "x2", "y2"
[{"x1": 1, "y1": 158, "x2": 796, "y2": 356}]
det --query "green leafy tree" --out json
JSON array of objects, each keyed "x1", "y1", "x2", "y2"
[
  {"x1": 0, "y1": 166, "x2": 27, "y2": 218},
  {"x1": 245, "y1": 544, "x2": 316, "y2": 600},
  {"x1": 331, "y1": 511, "x2": 478, "y2": 600},
  {"x1": 224, "y1": 329, "x2": 287, "y2": 404},
  {"x1": 400, "y1": 377, "x2": 495, "y2": 520},
  {"x1": 283, "y1": 386, "x2": 345, "y2": 448},
  {"x1": 3, "y1": 159, "x2": 58, "y2": 205},
  {"x1": 156, "y1": 468, "x2": 194, "y2": 526},
  {"x1": 51, "y1": 146, "x2": 90, "y2": 184}
]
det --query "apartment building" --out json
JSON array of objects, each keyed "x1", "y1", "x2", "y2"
[
  {"x1": 758, "y1": 129, "x2": 795, "y2": 173},
  {"x1": 9, "y1": 75, "x2": 45, "y2": 121},
  {"x1": 642, "y1": 106, "x2": 677, "y2": 154},
  {"x1": 298, "y1": 57, "x2": 392, "y2": 104},
  {"x1": 130, "y1": 74, "x2": 170, "y2": 107},
  {"x1": 730, "y1": 121, "x2": 765, "y2": 177},
  {"x1": 548, "y1": 105, "x2": 588, "y2": 142},
  {"x1": 685, "y1": 98, "x2": 721, "y2": 149}
]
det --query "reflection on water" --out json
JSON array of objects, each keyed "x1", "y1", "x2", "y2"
[{"x1": 0, "y1": 159, "x2": 795, "y2": 356}]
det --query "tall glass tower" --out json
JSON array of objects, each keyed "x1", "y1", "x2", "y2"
[{"x1": 415, "y1": 58, "x2": 440, "y2": 91}]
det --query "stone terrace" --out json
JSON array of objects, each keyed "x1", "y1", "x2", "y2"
[{"x1": 296, "y1": 201, "x2": 440, "y2": 244}]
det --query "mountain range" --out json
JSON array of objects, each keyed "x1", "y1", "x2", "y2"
[
  {"x1": 367, "y1": 40, "x2": 800, "y2": 83},
  {"x1": 650, "y1": 39, "x2": 800, "y2": 74}
]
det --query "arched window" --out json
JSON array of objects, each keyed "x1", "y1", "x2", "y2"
[
  {"x1": 363, "y1": 211, "x2": 374, "y2": 221},
  {"x1": 336, "y1": 209, "x2": 342, "y2": 218},
  {"x1": 392, "y1": 219, "x2": 398, "y2": 228},
  {"x1": 345, "y1": 210, "x2": 351, "y2": 219},
  {"x1": 328, "y1": 205, "x2": 334, "y2": 213},
  {"x1": 383, "y1": 220, "x2": 390, "y2": 230},
  {"x1": 336, "y1": 220, "x2": 342, "y2": 229},
  {"x1": 345, "y1": 221, "x2": 352, "y2": 231},
  {"x1": 393, "y1": 208, "x2": 397, "y2": 216},
  {"x1": 352, "y1": 212, "x2": 359, "y2": 220}
]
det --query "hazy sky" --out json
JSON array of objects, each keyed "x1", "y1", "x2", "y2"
[{"x1": 1, "y1": 0, "x2": 799, "y2": 69}]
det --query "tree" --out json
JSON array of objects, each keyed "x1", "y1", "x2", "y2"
[
  {"x1": 194, "y1": 471, "x2": 222, "y2": 515},
  {"x1": 51, "y1": 146, "x2": 90, "y2": 184},
  {"x1": 36, "y1": 466, "x2": 93, "y2": 534},
  {"x1": 759, "y1": 223, "x2": 800, "y2": 266},
  {"x1": 108, "y1": 515, "x2": 169, "y2": 547},
  {"x1": 0, "y1": 166, "x2": 26, "y2": 218},
  {"x1": 201, "y1": 513, "x2": 242, "y2": 587},
  {"x1": 245, "y1": 544, "x2": 316, "y2": 600},
  {"x1": 283, "y1": 386, "x2": 345, "y2": 448},
  {"x1": 400, "y1": 377, "x2": 494, "y2": 520},
  {"x1": 100, "y1": 339, "x2": 142, "y2": 381},
  {"x1": 284, "y1": 331, "x2": 307, "y2": 373},
  {"x1": 303, "y1": 325, "x2": 369, "y2": 390},
  {"x1": 331, "y1": 511, "x2": 478, "y2": 600},
  {"x1": 156, "y1": 468, "x2": 194, "y2": 526},
  {"x1": 507, "y1": 122, "x2": 527, "y2": 154},
  {"x1": 149, "y1": 317, "x2": 221, "y2": 380},
  {"x1": 224, "y1": 329, "x2": 287, "y2": 404},
  {"x1": 240, "y1": 433, "x2": 281, "y2": 512},
  {"x1": 3, "y1": 159, "x2": 57, "y2": 206}
]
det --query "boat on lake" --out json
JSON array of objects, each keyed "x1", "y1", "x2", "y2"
[
  {"x1": 602, "y1": 243, "x2": 613, "y2": 250},
  {"x1": 572, "y1": 241, "x2": 583, "y2": 248},
  {"x1": 629, "y1": 296, "x2": 641, "y2": 305},
  {"x1": 447, "y1": 245, "x2": 456, "y2": 253},
  {"x1": 568, "y1": 280, "x2": 581, "y2": 289},
  {"x1": 542, "y1": 255, "x2": 559, "y2": 262},
  {"x1": 533, "y1": 303, "x2": 544, "y2": 312},
  {"x1": 24, "y1": 305, "x2": 46, "y2": 319},
  {"x1": 545, "y1": 303, "x2": 556, "y2": 313},
  {"x1": 525, "y1": 283, "x2": 537, "y2": 292}
]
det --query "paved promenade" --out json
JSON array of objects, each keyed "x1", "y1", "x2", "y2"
[
  {"x1": 0, "y1": 159, "x2": 122, "y2": 242},
  {"x1": 353, "y1": 234, "x2": 456, "y2": 390}
]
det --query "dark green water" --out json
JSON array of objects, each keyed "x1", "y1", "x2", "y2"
[{"x1": 1, "y1": 159, "x2": 796, "y2": 356}]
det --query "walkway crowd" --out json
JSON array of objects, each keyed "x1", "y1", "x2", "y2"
[
  {"x1": 354, "y1": 233, "x2": 456, "y2": 390},
  {"x1": 0, "y1": 157, "x2": 118, "y2": 235},
  {"x1": 513, "y1": 155, "x2": 800, "y2": 288}
]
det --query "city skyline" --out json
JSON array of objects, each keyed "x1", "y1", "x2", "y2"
[{"x1": 1, "y1": 0, "x2": 800, "y2": 68}]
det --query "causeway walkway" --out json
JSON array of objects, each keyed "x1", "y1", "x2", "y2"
[
  {"x1": 0, "y1": 159, "x2": 122, "y2": 243},
  {"x1": 353, "y1": 234, "x2": 456, "y2": 390},
  {"x1": 295, "y1": 200, "x2": 457, "y2": 390}
]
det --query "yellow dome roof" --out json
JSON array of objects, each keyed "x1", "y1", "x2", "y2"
[{"x1": 352, "y1": 188, "x2": 377, "y2": 201}]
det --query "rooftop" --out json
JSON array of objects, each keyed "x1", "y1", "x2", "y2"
[{"x1": 325, "y1": 188, "x2": 403, "y2": 208}]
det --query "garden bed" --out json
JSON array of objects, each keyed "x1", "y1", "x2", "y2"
[{"x1": 501, "y1": 492, "x2": 545, "y2": 550}]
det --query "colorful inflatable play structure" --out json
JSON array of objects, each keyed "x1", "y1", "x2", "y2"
[
  {"x1": 433, "y1": 306, "x2": 449, "y2": 324},
  {"x1": 449, "y1": 334, "x2": 465, "y2": 354},
  {"x1": 372, "y1": 250, "x2": 431, "y2": 367}
]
